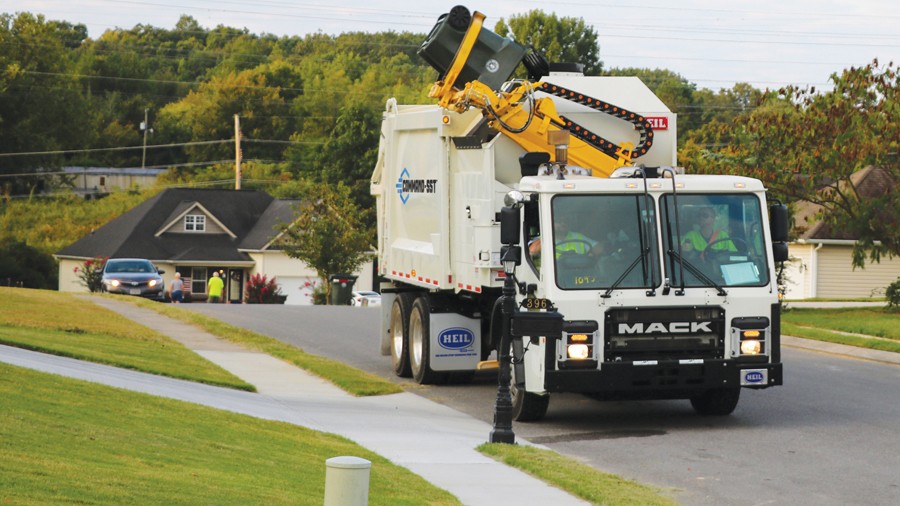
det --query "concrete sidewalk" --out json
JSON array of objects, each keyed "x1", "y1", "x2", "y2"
[{"x1": 4, "y1": 298, "x2": 587, "y2": 506}]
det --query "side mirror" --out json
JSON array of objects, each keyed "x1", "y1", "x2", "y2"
[
  {"x1": 500, "y1": 206, "x2": 520, "y2": 246},
  {"x1": 769, "y1": 204, "x2": 789, "y2": 243},
  {"x1": 772, "y1": 242, "x2": 789, "y2": 263}
]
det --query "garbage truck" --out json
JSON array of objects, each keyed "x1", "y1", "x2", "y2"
[{"x1": 371, "y1": 5, "x2": 787, "y2": 420}]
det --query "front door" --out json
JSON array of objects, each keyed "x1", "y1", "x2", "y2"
[{"x1": 228, "y1": 269, "x2": 243, "y2": 303}]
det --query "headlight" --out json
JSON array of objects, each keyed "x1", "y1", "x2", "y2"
[
  {"x1": 148, "y1": 279, "x2": 158, "y2": 287},
  {"x1": 561, "y1": 325, "x2": 598, "y2": 367},
  {"x1": 732, "y1": 322, "x2": 767, "y2": 357},
  {"x1": 567, "y1": 344, "x2": 590, "y2": 360},
  {"x1": 740, "y1": 340, "x2": 762, "y2": 355},
  {"x1": 109, "y1": 280, "x2": 120, "y2": 287}
]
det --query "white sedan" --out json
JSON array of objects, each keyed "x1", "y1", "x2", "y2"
[{"x1": 350, "y1": 291, "x2": 381, "y2": 307}]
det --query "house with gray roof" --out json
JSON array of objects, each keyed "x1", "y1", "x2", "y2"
[
  {"x1": 55, "y1": 188, "x2": 370, "y2": 304},
  {"x1": 783, "y1": 166, "x2": 899, "y2": 299}
]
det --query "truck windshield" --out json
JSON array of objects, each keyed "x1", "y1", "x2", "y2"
[
  {"x1": 661, "y1": 194, "x2": 769, "y2": 288},
  {"x1": 548, "y1": 194, "x2": 660, "y2": 290}
]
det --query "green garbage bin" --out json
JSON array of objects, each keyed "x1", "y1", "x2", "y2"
[
  {"x1": 417, "y1": 5, "x2": 526, "y2": 92},
  {"x1": 330, "y1": 274, "x2": 358, "y2": 305}
]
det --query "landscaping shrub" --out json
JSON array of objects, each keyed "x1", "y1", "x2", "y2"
[
  {"x1": 74, "y1": 257, "x2": 107, "y2": 293},
  {"x1": 243, "y1": 273, "x2": 285, "y2": 304},
  {"x1": 886, "y1": 278, "x2": 900, "y2": 309}
]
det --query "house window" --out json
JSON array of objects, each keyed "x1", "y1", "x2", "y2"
[
  {"x1": 191, "y1": 267, "x2": 207, "y2": 294},
  {"x1": 185, "y1": 214, "x2": 206, "y2": 232}
]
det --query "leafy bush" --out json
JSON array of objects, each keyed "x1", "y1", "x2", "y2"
[
  {"x1": 310, "y1": 280, "x2": 327, "y2": 305},
  {"x1": 0, "y1": 240, "x2": 58, "y2": 289},
  {"x1": 243, "y1": 273, "x2": 284, "y2": 304},
  {"x1": 74, "y1": 257, "x2": 107, "y2": 293},
  {"x1": 886, "y1": 278, "x2": 900, "y2": 309}
]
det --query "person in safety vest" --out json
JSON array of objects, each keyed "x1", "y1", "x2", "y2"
[
  {"x1": 681, "y1": 207, "x2": 736, "y2": 260},
  {"x1": 528, "y1": 211, "x2": 598, "y2": 260}
]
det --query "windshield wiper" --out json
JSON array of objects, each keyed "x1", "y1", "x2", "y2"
[
  {"x1": 601, "y1": 247, "x2": 651, "y2": 298},
  {"x1": 666, "y1": 250, "x2": 728, "y2": 296}
]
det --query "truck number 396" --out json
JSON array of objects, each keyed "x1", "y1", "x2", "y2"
[{"x1": 524, "y1": 298, "x2": 551, "y2": 310}]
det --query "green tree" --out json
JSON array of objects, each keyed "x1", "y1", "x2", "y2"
[
  {"x1": 0, "y1": 13, "x2": 93, "y2": 194},
  {"x1": 494, "y1": 10, "x2": 602, "y2": 75},
  {"x1": 0, "y1": 240, "x2": 58, "y2": 289},
  {"x1": 606, "y1": 68, "x2": 699, "y2": 136},
  {"x1": 276, "y1": 181, "x2": 372, "y2": 304},
  {"x1": 682, "y1": 60, "x2": 899, "y2": 267},
  {"x1": 157, "y1": 64, "x2": 294, "y2": 162},
  {"x1": 305, "y1": 101, "x2": 381, "y2": 227}
]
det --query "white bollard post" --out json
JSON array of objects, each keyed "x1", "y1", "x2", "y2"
[{"x1": 324, "y1": 456, "x2": 371, "y2": 506}]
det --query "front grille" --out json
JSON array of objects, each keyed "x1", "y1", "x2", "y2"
[{"x1": 604, "y1": 307, "x2": 725, "y2": 362}]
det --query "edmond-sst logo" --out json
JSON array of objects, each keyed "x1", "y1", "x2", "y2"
[{"x1": 396, "y1": 168, "x2": 437, "y2": 204}]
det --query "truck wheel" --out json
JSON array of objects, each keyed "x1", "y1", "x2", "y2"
[
  {"x1": 509, "y1": 344, "x2": 549, "y2": 421},
  {"x1": 690, "y1": 387, "x2": 741, "y2": 416},
  {"x1": 389, "y1": 294, "x2": 413, "y2": 377},
  {"x1": 408, "y1": 296, "x2": 445, "y2": 384}
]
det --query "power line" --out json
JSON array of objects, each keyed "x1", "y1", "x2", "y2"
[
  {"x1": 0, "y1": 140, "x2": 232, "y2": 158},
  {"x1": 0, "y1": 156, "x2": 301, "y2": 179}
]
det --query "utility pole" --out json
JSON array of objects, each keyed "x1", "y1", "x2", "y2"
[
  {"x1": 141, "y1": 108, "x2": 150, "y2": 169},
  {"x1": 234, "y1": 114, "x2": 242, "y2": 190}
]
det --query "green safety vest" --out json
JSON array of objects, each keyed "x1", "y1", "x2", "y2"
[
  {"x1": 555, "y1": 231, "x2": 592, "y2": 258},
  {"x1": 682, "y1": 229, "x2": 736, "y2": 252}
]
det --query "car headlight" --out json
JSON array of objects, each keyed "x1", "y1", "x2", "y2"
[
  {"x1": 109, "y1": 280, "x2": 120, "y2": 287},
  {"x1": 148, "y1": 279, "x2": 158, "y2": 288}
]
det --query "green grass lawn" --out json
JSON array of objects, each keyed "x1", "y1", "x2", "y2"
[
  {"x1": 479, "y1": 444, "x2": 678, "y2": 506},
  {"x1": 0, "y1": 287, "x2": 253, "y2": 391},
  {"x1": 0, "y1": 362, "x2": 459, "y2": 505},
  {"x1": 0, "y1": 287, "x2": 681, "y2": 505},
  {"x1": 782, "y1": 307, "x2": 900, "y2": 353},
  {"x1": 782, "y1": 308, "x2": 899, "y2": 340}
]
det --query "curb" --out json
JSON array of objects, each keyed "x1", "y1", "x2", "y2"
[{"x1": 782, "y1": 335, "x2": 900, "y2": 366}]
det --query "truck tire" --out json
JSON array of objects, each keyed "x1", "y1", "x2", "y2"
[
  {"x1": 389, "y1": 294, "x2": 414, "y2": 377},
  {"x1": 408, "y1": 296, "x2": 445, "y2": 384},
  {"x1": 690, "y1": 387, "x2": 741, "y2": 416},
  {"x1": 509, "y1": 341, "x2": 549, "y2": 422}
]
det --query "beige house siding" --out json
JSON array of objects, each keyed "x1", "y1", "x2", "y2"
[
  {"x1": 58, "y1": 258, "x2": 87, "y2": 293},
  {"x1": 784, "y1": 244, "x2": 814, "y2": 299},
  {"x1": 816, "y1": 245, "x2": 900, "y2": 299}
]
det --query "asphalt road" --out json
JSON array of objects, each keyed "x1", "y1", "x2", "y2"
[{"x1": 183, "y1": 304, "x2": 900, "y2": 506}]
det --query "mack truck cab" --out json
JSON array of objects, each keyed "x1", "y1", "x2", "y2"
[{"x1": 498, "y1": 169, "x2": 786, "y2": 420}]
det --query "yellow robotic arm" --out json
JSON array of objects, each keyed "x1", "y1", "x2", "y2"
[{"x1": 425, "y1": 8, "x2": 654, "y2": 178}]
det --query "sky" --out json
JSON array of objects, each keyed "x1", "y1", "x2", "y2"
[{"x1": 8, "y1": 0, "x2": 900, "y2": 91}]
